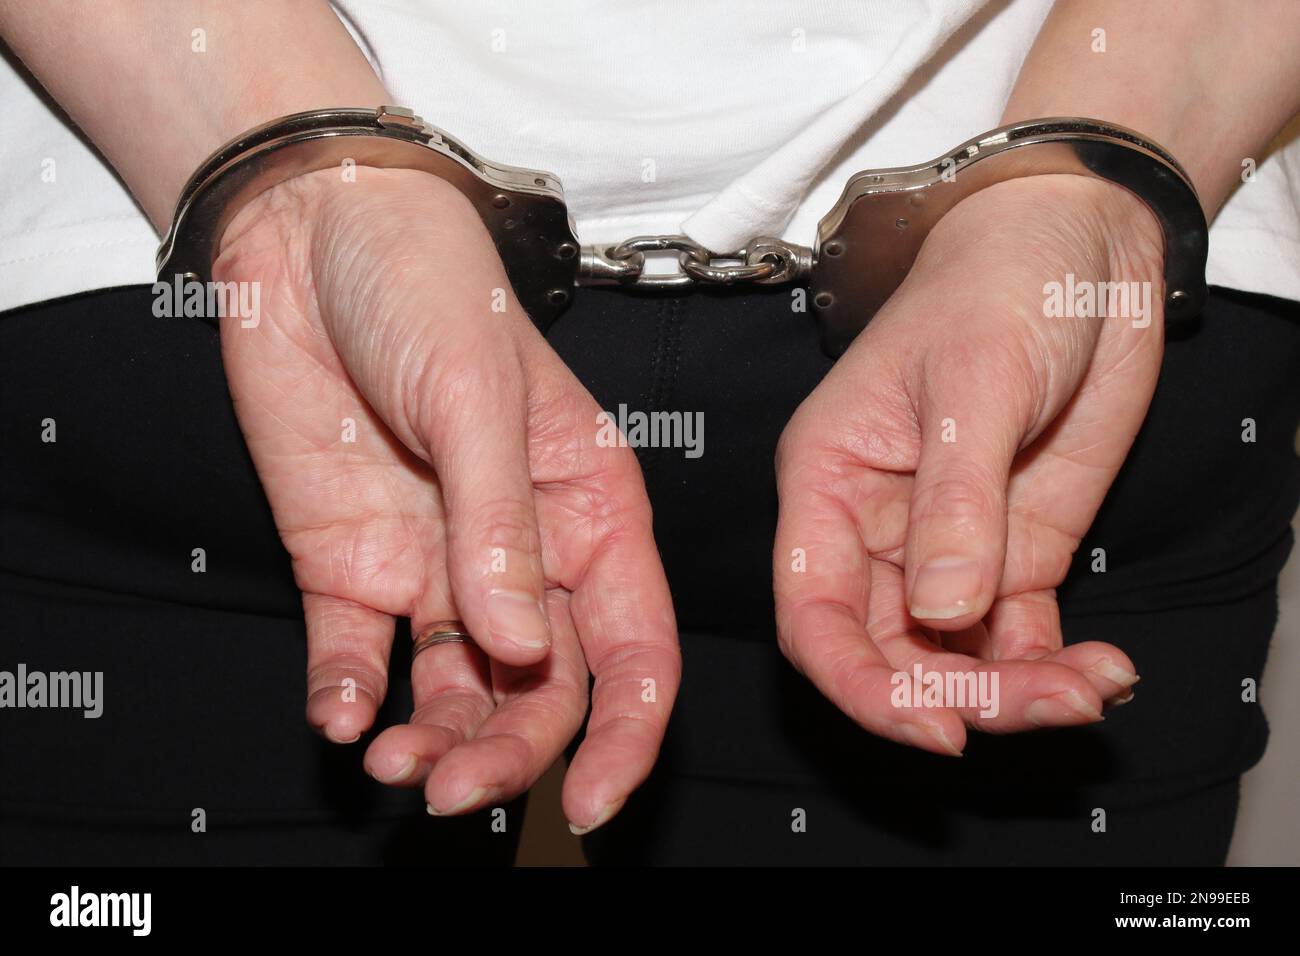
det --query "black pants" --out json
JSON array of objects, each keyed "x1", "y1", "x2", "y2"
[{"x1": 1, "y1": 283, "x2": 1297, "y2": 865}]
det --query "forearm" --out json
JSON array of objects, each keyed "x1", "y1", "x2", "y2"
[
  {"x1": 1002, "y1": 0, "x2": 1300, "y2": 219},
  {"x1": 0, "y1": 0, "x2": 387, "y2": 229}
]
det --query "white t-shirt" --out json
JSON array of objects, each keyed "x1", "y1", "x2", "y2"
[{"x1": 2, "y1": 0, "x2": 1297, "y2": 313}]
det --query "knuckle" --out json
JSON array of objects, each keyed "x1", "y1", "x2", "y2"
[
  {"x1": 306, "y1": 658, "x2": 387, "y2": 701},
  {"x1": 913, "y1": 473, "x2": 1000, "y2": 530},
  {"x1": 408, "y1": 345, "x2": 526, "y2": 447},
  {"x1": 459, "y1": 495, "x2": 540, "y2": 557},
  {"x1": 925, "y1": 335, "x2": 1042, "y2": 420}
]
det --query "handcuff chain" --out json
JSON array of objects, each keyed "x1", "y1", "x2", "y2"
[{"x1": 577, "y1": 234, "x2": 814, "y2": 290}]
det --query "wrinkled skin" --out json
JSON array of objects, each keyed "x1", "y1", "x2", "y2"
[
  {"x1": 214, "y1": 167, "x2": 679, "y2": 830},
  {"x1": 775, "y1": 175, "x2": 1161, "y2": 753}
]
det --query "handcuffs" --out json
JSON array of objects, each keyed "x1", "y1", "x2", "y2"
[{"x1": 158, "y1": 106, "x2": 1208, "y2": 357}]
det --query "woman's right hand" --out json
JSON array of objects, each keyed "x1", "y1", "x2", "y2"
[{"x1": 212, "y1": 166, "x2": 679, "y2": 832}]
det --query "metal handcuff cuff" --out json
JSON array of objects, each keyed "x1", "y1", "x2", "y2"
[{"x1": 158, "y1": 106, "x2": 1208, "y2": 357}]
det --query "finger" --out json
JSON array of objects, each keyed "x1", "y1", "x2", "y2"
[
  {"x1": 957, "y1": 591, "x2": 1137, "y2": 709},
  {"x1": 366, "y1": 504, "x2": 484, "y2": 786},
  {"x1": 982, "y1": 588, "x2": 1140, "y2": 697},
  {"x1": 877, "y1": 642, "x2": 1107, "y2": 731},
  {"x1": 868, "y1": 562, "x2": 1104, "y2": 732},
  {"x1": 981, "y1": 588, "x2": 1063, "y2": 660},
  {"x1": 366, "y1": 639, "x2": 496, "y2": 790},
  {"x1": 774, "y1": 459, "x2": 965, "y2": 756},
  {"x1": 905, "y1": 342, "x2": 1031, "y2": 629},
  {"x1": 423, "y1": 345, "x2": 553, "y2": 667},
  {"x1": 561, "y1": 520, "x2": 682, "y2": 834},
  {"x1": 424, "y1": 589, "x2": 589, "y2": 814},
  {"x1": 303, "y1": 593, "x2": 395, "y2": 744},
  {"x1": 1044, "y1": 641, "x2": 1140, "y2": 706},
  {"x1": 509, "y1": 349, "x2": 683, "y2": 835},
  {"x1": 933, "y1": 620, "x2": 990, "y2": 657},
  {"x1": 364, "y1": 634, "x2": 495, "y2": 788},
  {"x1": 364, "y1": 484, "x2": 503, "y2": 785}
]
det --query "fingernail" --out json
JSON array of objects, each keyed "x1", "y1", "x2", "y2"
[
  {"x1": 370, "y1": 753, "x2": 418, "y2": 785},
  {"x1": 909, "y1": 558, "x2": 982, "y2": 620},
  {"x1": 326, "y1": 728, "x2": 361, "y2": 745},
  {"x1": 1025, "y1": 690, "x2": 1104, "y2": 727},
  {"x1": 898, "y1": 720, "x2": 963, "y2": 756},
  {"x1": 427, "y1": 785, "x2": 490, "y2": 816},
  {"x1": 1087, "y1": 659, "x2": 1140, "y2": 689},
  {"x1": 486, "y1": 589, "x2": 551, "y2": 650},
  {"x1": 1107, "y1": 691, "x2": 1135, "y2": 708},
  {"x1": 568, "y1": 798, "x2": 624, "y2": 836}
]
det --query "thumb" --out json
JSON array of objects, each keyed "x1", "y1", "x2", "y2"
[
  {"x1": 905, "y1": 344, "x2": 1034, "y2": 629},
  {"x1": 419, "y1": 348, "x2": 554, "y2": 667}
]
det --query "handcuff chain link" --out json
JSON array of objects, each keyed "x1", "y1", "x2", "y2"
[{"x1": 578, "y1": 234, "x2": 814, "y2": 290}]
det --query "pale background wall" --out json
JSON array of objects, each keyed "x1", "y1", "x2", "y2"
[
  {"x1": 1228, "y1": 512, "x2": 1300, "y2": 865},
  {"x1": 519, "y1": 516, "x2": 1300, "y2": 866}
]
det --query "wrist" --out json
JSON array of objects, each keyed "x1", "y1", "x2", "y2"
[
  {"x1": 214, "y1": 166, "x2": 475, "y2": 283},
  {"x1": 164, "y1": 105, "x2": 578, "y2": 333},
  {"x1": 1037, "y1": 174, "x2": 1166, "y2": 287},
  {"x1": 930, "y1": 173, "x2": 1166, "y2": 284}
]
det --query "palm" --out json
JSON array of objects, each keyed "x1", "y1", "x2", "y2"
[
  {"x1": 222, "y1": 278, "x2": 447, "y2": 617},
  {"x1": 775, "y1": 175, "x2": 1165, "y2": 751},
  {"x1": 820, "y1": 233, "x2": 1162, "y2": 626},
  {"x1": 209, "y1": 167, "x2": 678, "y2": 828}
]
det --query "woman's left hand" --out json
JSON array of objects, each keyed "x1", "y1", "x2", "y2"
[{"x1": 773, "y1": 174, "x2": 1164, "y2": 755}]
